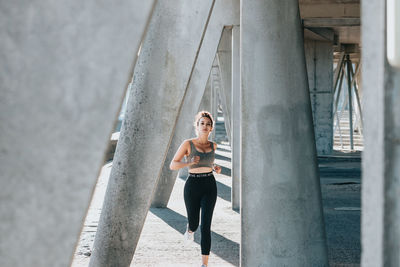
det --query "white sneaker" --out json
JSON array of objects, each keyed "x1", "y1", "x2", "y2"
[{"x1": 184, "y1": 225, "x2": 194, "y2": 242}]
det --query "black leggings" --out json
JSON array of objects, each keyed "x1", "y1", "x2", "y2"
[{"x1": 184, "y1": 174, "x2": 217, "y2": 255}]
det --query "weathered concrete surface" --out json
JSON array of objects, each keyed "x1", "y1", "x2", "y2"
[
  {"x1": 0, "y1": 1, "x2": 154, "y2": 266},
  {"x1": 150, "y1": 0, "x2": 239, "y2": 208},
  {"x1": 198, "y1": 77, "x2": 212, "y2": 112},
  {"x1": 360, "y1": 1, "x2": 385, "y2": 266},
  {"x1": 210, "y1": 71, "x2": 218, "y2": 140},
  {"x1": 231, "y1": 25, "x2": 241, "y2": 210},
  {"x1": 241, "y1": 0, "x2": 328, "y2": 266},
  {"x1": 299, "y1": 0, "x2": 360, "y2": 19},
  {"x1": 361, "y1": 0, "x2": 400, "y2": 266},
  {"x1": 217, "y1": 27, "x2": 233, "y2": 146},
  {"x1": 88, "y1": 1, "x2": 215, "y2": 266},
  {"x1": 304, "y1": 40, "x2": 334, "y2": 155}
]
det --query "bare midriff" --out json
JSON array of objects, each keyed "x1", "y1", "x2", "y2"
[{"x1": 189, "y1": 166, "x2": 213, "y2": 174}]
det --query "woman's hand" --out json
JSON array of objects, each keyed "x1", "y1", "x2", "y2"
[
  {"x1": 188, "y1": 156, "x2": 200, "y2": 165},
  {"x1": 213, "y1": 164, "x2": 222, "y2": 174}
]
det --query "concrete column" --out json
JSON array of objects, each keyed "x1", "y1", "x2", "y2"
[
  {"x1": 0, "y1": 1, "x2": 154, "y2": 266},
  {"x1": 304, "y1": 40, "x2": 334, "y2": 155},
  {"x1": 89, "y1": 1, "x2": 215, "y2": 266},
  {"x1": 361, "y1": 0, "x2": 400, "y2": 266},
  {"x1": 241, "y1": 1, "x2": 328, "y2": 266},
  {"x1": 217, "y1": 27, "x2": 233, "y2": 145},
  {"x1": 231, "y1": 25, "x2": 241, "y2": 210},
  {"x1": 210, "y1": 72, "x2": 218, "y2": 140},
  {"x1": 150, "y1": 0, "x2": 239, "y2": 208},
  {"x1": 211, "y1": 60, "x2": 224, "y2": 141},
  {"x1": 199, "y1": 77, "x2": 212, "y2": 112},
  {"x1": 211, "y1": 73, "x2": 218, "y2": 140},
  {"x1": 210, "y1": 69, "x2": 219, "y2": 140}
]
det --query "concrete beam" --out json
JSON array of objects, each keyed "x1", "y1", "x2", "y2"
[
  {"x1": 211, "y1": 58, "x2": 223, "y2": 141},
  {"x1": 217, "y1": 27, "x2": 232, "y2": 145},
  {"x1": 299, "y1": 3, "x2": 360, "y2": 18},
  {"x1": 0, "y1": 1, "x2": 154, "y2": 266},
  {"x1": 231, "y1": 25, "x2": 241, "y2": 210},
  {"x1": 304, "y1": 28, "x2": 335, "y2": 42},
  {"x1": 199, "y1": 77, "x2": 212, "y2": 112},
  {"x1": 210, "y1": 72, "x2": 218, "y2": 140},
  {"x1": 241, "y1": 0, "x2": 328, "y2": 265},
  {"x1": 217, "y1": 27, "x2": 233, "y2": 146},
  {"x1": 300, "y1": 0, "x2": 359, "y2": 2},
  {"x1": 88, "y1": 1, "x2": 215, "y2": 266},
  {"x1": 303, "y1": 18, "x2": 360, "y2": 27},
  {"x1": 150, "y1": 0, "x2": 239, "y2": 208}
]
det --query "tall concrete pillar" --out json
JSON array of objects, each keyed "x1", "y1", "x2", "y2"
[
  {"x1": 150, "y1": 0, "x2": 239, "y2": 208},
  {"x1": 217, "y1": 27, "x2": 233, "y2": 145},
  {"x1": 241, "y1": 1, "x2": 328, "y2": 266},
  {"x1": 211, "y1": 73, "x2": 218, "y2": 140},
  {"x1": 231, "y1": 25, "x2": 241, "y2": 210},
  {"x1": 0, "y1": 1, "x2": 154, "y2": 266},
  {"x1": 89, "y1": 1, "x2": 215, "y2": 266},
  {"x1": 304, "y1": 40, "x2": 334, "y2": 155},
  {"x1": 199, "y1": 77, "x2": 212, "y2": 112},
  {"x1": 211, "y1": 58, "x2": 224, "y2": 141},
  {"x1": 361, "y1": 0, "x2": 400, "y2": 266}
]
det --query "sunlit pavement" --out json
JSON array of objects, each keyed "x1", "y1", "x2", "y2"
[{"x1": 72, "y1": 143, "x2": 361, "y2": 267}]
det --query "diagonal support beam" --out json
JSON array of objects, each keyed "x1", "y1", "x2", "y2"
[
  {"x1": 89, "y1": 1, "x2": 215, "y2": 265},
  {"x1": 0, "y1": 1, "x2": 155, "y2": 266},
  {"x1": 217, "y1": 27, "x2": 233, "y2": 146},
  {"x1": 150, "y1": 0, "x2": 239, "y2": 208}
]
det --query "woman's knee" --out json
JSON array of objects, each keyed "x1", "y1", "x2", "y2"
[
  {"x1": 200, "y1": 222, "x2": 211, "y2": 235},
  {"x1": 188, "y1": 220, "x2": 199, "y2": 232}
]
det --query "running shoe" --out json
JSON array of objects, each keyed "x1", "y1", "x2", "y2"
[{"x1": 184, "y1": 224, "x2": 194, "y2": 242}]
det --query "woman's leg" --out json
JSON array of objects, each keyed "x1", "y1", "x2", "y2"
[
  {"x1": 184, "y1": 178, "x2": 201, "y2": 232},
  {"x1": 200, "y1": 177, "x2": 217, "y2": 257},
  {"x1": 202, "y1": 255, "x2": 209, "y2": 266}
]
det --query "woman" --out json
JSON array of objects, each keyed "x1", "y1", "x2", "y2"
[{"x1": 170, "y1": 111, "x2": 221, "y2": 267}]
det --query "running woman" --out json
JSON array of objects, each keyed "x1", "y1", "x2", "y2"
[{"x1": 170, "y1": 111, "x2": 222, "y2": 267}]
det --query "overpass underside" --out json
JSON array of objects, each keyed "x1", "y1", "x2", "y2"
[{"x1": 1, "y1": 0, "x2": 399, "y2": 267}]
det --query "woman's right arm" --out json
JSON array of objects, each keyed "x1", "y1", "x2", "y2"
[{"x1": 169, "y1": 140, "x2": 199, "y2": 170}]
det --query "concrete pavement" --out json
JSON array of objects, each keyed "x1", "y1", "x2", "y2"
[{"x1": 72, "y1": 144, "x2": 361, "y2": 267}]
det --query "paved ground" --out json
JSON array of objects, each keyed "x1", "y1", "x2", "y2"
[{"x1": 71, "y1": 144, "x2": 361, "y2": 267}]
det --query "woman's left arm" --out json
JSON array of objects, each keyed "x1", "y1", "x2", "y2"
[{"x1": 213, "y1": 142, "x2": 222, "y2": 174}]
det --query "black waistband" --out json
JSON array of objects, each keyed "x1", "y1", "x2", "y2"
[{"x1": 189, "y1": 172, "x2": 213, "y2": 178}]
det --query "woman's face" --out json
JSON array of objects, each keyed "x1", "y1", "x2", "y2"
[{"x1": 197, "y1": 117, "x2": 213, "y2": 136}]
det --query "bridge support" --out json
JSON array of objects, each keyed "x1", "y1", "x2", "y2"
[
  {"x1": 0, "y1": 1, "x2": 154, "y2": 266},
  {"x1": 89, "y1": 1, "x2": 215, "y2": 265},
  {"x1": 361, "y1": 0, "x2": 400, "y2": 266},
  {"x1": 150, "y1": 0, "x2": 239, "y2": 208},
  {"x1": 240, "y1": 0, "x2": 328, "y2": 265},
  {"x1": 304, "y1": 40, "x2": 334, "y2": 155}
]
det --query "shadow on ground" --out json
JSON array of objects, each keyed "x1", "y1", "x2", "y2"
[{"x1": 150, "y1": 208, "x2": 240, "y2": 266}]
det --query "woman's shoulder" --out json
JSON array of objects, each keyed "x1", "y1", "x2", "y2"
[
  {"x1": 182, "y1": 139, "x2": 194, "y2": 147},
  {"x1": 212, "y1": 141, "x2": 217, "y2": 150},
  {"x1": 178, "y1": 139, "x2": 193, "y2": 156}
]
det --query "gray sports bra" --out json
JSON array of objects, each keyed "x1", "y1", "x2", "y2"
[{"x1": 188, "y1": 140, "x2": 215, "y2": 170}]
